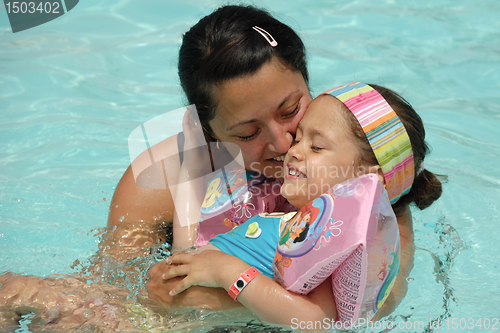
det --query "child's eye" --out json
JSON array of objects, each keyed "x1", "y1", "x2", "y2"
[
  {"x1": 238, "y1": 128, "x2": 261, "y2": 141},
  {"x1": 282, "y1": 103, "x2": 300, "y2": 118},
  {"x1": 291, "y1": 139, "x2": 300, "y2": 146},
  {"x1": 311, "y1": 145, "x2": 323, "y2": 152}
]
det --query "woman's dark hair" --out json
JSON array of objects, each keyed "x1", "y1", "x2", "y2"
[
  {"x1": 344, "y1": 84, "x2": 445, "y2": 217},
  {"x1": 178, "y1": 5, "x2": 308, "y2": 137}
]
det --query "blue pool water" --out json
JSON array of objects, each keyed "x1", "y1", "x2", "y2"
[{"x1": 1, "y1": 0, "x2": 499, "y2": 332}]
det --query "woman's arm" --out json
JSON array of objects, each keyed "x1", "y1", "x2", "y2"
[
  {"x1": 108, "y1": 135, "x2": 180, "y2": 228},
  {"x1": 372, "y1": 206, "x2": 415, "y2": 320},
  {"x1": 105, "y1": 135, "x2": 181, "y2": 259},
  {"x1": 172, "y1": 111, "x2": 213, "y2": 251},
  {"x1": 107, "y1": 109, "x2": 213, "y2": 255}
]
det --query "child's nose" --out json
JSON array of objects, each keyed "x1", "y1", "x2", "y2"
[{"x1": 287, "y1": 141, "x2": 303, "y2": 161}]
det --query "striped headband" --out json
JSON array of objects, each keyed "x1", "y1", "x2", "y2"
[{"x1": 323, "y1": 82, "x2": 414, "y2": 204}]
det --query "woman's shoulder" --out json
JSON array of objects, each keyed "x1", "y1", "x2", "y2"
[
  {"x1": 108, "y1": 134, "x2": 182, "y2": 227},
  {"x1": 132, "y1": 134, "x2": 182, "y2": 183},
  {"x1": 143, "y1": 133, "x2": 182, "y2": 166}
]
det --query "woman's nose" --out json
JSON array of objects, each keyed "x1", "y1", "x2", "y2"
[{"x1": 267, "y1": 123, "x2": 294, "y2": 153}]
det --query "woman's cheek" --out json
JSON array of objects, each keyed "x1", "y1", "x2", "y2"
[{"x1": 242, "y1": 139, "x2": 263, "y2": 162}]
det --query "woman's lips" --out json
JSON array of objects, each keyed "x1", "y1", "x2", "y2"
[{"x1": 267, "y1": 155, "x2": 286, "y2": 165}]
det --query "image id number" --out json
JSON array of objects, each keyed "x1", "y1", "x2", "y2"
[
  {"x1": 5, "y1": 2, "x2": 60, "y2": 14},
  {"x1": 444, "y1": 318, "x2": 498, "y2": 330}
]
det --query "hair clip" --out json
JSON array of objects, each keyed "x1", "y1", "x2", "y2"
[{"x1": 252, "y1": 26, "x2": 278, "y2": 47}]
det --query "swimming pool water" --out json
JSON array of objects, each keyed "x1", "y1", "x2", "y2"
[{"x1": 1, "y1": 0, "x2": 499, "y2": 332}]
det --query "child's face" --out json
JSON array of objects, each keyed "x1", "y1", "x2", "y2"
[{"x1": 281, "y1": 95, "x2": 362, "y2": 209}]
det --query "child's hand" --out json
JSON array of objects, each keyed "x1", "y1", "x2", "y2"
[
  {"x1": 161, "y1": 250, "x2": 225, "y2": 295},
  {"x1": 146, "y1": 258, "x2": 243, "y2": 310}
]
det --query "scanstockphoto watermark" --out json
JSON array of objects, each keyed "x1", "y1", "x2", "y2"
[
  {"x1": 3, "y1": 0, "x2": 79, "y2": 33},
  {"x1": 291, "y1": 317, "x2": 499, "y2": 331},
  {"x1": 290, "y1": 318, "x2": 406, "y2": 331},
  {"x1": 250, "y1": 161, "x2": 365, "y2": 181},
  {"x1": 252, "y1": 161, "x2": 373, "y2": 202}
]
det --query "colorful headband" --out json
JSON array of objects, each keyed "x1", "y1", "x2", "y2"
[{"x1": 323, "y1": 82, "x2": 414, "y2": 204}]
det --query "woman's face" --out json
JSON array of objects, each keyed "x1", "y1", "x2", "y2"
[{"x1": 209, "y1": 58, "x2": 312, "y2": 179}]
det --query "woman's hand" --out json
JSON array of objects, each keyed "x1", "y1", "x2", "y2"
[{"x1": 146, "y1": 260, "x2": 181, "y2": 308}]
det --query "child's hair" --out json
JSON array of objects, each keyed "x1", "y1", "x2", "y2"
[
  {"x1": 343, "y1": 84, "x2": 444, "y2": 216},
  {"x1": 178, "y1": 5, "x2": 308, "y2": 138}
]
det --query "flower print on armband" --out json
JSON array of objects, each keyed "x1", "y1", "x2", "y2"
[
  {"x1": 374, "y1": 245, "x2": 400, "y2": 312},
  {"x1": 328, "y1": 218, "x2": 343, "y2": 237},
  {"x1": 232, "y1": 191, "x2": 256, "y2": 221},
  {"x1": 377, "y1": 257, "x2": 389, "y2": 281},
  {"x1": 311, "y1": 218, "x2": 343, "y2": 252}
]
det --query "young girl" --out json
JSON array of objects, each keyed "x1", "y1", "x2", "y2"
[{"x1": 149, "y1": 82, "x2": 443, "y2": 326}]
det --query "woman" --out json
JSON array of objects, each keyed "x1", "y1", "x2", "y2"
[
  {"x1": 0, "y1": 3, "x2": 311, "y2": 314},
  {"x1": 107, "y1": 5, "x2": 311, "y2": 248},
  {"x1": 115, "y1": 3, "x2": 418, "y2": 323},
  {"x1": 107, "y1": 5, "x2": 312, "y2": 306},
  {"x1": 0, "y1": 6, "x2": 418, "y2": 328}
]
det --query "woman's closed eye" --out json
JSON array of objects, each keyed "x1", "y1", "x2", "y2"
[
  {"x1": 237, "y1": 102, "x2": 301, "y2": 141},
  {"x1": 237, "y1": 128, "x2": 262, "y2": 141},
  {"x1": 282, "y1": 103, "x2": 301, "y2": 118}
]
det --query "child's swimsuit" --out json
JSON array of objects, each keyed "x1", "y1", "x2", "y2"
[{"x1": 209, "y1": 213, "x2": 293, "y2": 278}]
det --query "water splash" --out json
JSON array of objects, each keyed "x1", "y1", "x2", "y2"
[
  {"x1": 415, "y1": 216, "x2": 469, "y2": 332},
  {"x1": 0, "y1": 221, "x2": 294, "y2": 332}
]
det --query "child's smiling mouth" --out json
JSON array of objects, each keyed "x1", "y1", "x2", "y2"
[{"x1": 286, "y1": 165, "x2": 306, "y2": 178}]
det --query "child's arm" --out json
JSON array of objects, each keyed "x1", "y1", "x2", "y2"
[
  {"x1": 162, "y1": 209, "x2": 415, "y2": 325},
  {"x1": 164, "y1": 250, "x2": 337, "y2": 326}
]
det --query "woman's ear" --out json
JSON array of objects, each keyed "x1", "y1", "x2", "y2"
[{"x1": 366, "y1": 165, "x2": 386, "y2": 186}]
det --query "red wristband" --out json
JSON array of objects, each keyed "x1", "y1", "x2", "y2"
[{"x1": 228, "y1": 267, "x2": 261, "y2": 301}]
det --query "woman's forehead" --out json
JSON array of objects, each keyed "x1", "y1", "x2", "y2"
[{"x1": 213, "y1": 60, "x2": 308, "y2": 126}]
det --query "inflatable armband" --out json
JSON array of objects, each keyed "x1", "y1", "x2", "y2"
[
  {"x1": 196, "y1": 167, "x2": 295, "y2": 246},
  {"x1": 272, "y1": 174, "x2": 400, "y2": 324}
]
